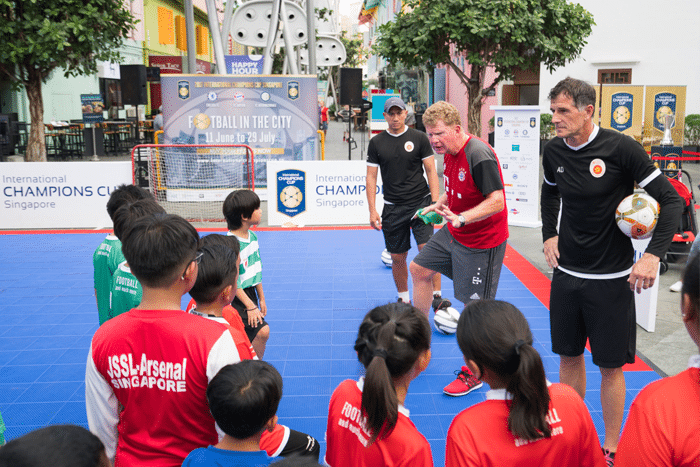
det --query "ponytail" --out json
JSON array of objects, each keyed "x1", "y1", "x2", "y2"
[
  {"x1": 354, "y1": 303, "x2": 431, "y2": 443},
  {"x1": 505, "y1": 342, "x2": 551, "y2": 439},
  {"x1": 456, "y1": 300, "x2": 551, "y2": 441}
]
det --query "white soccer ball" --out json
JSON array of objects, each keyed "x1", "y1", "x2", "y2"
[
  {"x1": 615, "y1": 193, "x2": 659, "y2": 240},
  {"x1": 381, "y1": 249, "x2": 392, "y2": 268},
  {"x1": 434, "y1": 306, "x2": 460, "y2": 335}
]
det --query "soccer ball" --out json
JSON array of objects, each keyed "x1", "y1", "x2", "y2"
[
  {"x1": 615, "y1": 193, "x2": 659, "y2": 239},
  {"x1": 434, "y1": 306, "x2": 460, "y2": 334},
  {"x1": 381, "y1": 249, "x2": 392, "y2": 268}
]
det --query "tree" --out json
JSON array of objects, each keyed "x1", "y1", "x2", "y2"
[
  {"x1": 0, "y1": 0, "x2": 137, "y2": 161},
  {"x1": 373, "y1": 0, "x2": 594, "y2": 135}
]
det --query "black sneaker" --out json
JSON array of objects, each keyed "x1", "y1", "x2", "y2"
[{"x1": 432, "y1": 295, "x2": 452, "y2": 312}]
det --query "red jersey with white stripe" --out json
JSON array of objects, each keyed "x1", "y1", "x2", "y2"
[
  {"x1": 443, "y1": 136, "x2": 508, "y2": 249},
  {"x1": 325, "y1": 379, "x2": 433, "y2": 467},
  {"x1": 445, "y1": 383, "x2": 605, "y2": 467},
  {"x1": 86, "y1": 309, "x2": 245, "y2": 467},
  {"x1": 185, "y1": 302, "x2": 290, "y2": 458}
]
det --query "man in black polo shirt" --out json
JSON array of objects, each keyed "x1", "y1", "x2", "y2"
[
  {"x1": 366, "y1": 96, "x2": 443, "y2": 306},
  {"x1": 541, "y1": 77, "x2": 682, "y2": 465}
]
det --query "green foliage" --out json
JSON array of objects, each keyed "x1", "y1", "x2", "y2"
[
  {"x1": 0, "y1": 0, "x2": 138, "y2": 86},
  {"x1": 540, "y1": 113, "x2": 554, "y2": 140},
  {"x1": 373, "y1": 0, "x2": 594, "y2": 134},
  {"x1": 684, "y1": 114, "x2": 700, "y2": 146}
]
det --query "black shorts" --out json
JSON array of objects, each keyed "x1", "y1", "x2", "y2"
[
  {"x1": 412, "y1": 225, "x2": 506, "y2": 304},
  {"x1": 231, "y1": 286, "x2": 269, "y2": 342},
  {"x1": 381, "y1": 194, "x2": 434, "y2": 254},
  {"x1": 549, "y1": 269, "x2": 636, "y2": 368}
]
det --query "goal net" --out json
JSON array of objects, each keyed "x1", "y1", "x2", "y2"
[{"x1": 131, "y1": 144, "x2": 255, "y2": 224}]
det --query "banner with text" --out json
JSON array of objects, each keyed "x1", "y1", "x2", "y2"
[
  {"x1": 224, "y1": 55, "x2": 264, "y2": 75},
  {"x1": 267, "y1": 160, "x2": 384, "y2": 226},
  {"x1": 600, "y1": 85, "x2": 644, "y2": 141},
  {"x1": 1, "y1": 162, "x2": 132, "y2": 229},
  {"x1": 644, "y1": 86, "x2": 686, "y2": 147},
  {"x1": 160, "y1": 75, "x2": 318, "y2": 191},
  {"x1": 491, "y1": 106, "x2": 542, "y2": 228}
]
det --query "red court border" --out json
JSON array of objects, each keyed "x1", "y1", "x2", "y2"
[{"x1": 0, "y1": 227, "x2": 654, "y2": 371}]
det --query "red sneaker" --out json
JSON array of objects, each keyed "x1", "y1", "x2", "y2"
[
  {"x1": 602, "y1": 448, "x2": 615, "y2": 467},
  {"x1": 443, "y1": 366, "x2": 483, "y2": 396}
]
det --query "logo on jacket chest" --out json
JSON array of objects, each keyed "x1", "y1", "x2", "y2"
[
  {"x1": 458, "y1": 167, "x2": 467, "y2": 182},
  {"x1": 589, "y1": 158, "x2": 606, "y2": 178}
]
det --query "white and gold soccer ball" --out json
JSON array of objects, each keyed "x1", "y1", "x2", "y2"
[{"x1": 615, "y1": 193, "x2": 659, "y2": 240}]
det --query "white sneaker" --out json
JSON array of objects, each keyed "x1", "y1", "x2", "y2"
[{"x1": 670, "y1": 281, "x2": 683, "y2": 292}]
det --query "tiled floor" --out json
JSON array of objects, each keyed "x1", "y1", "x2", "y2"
[{"x1": 0, "y1": 229, "x2": 660, "y2": 466}]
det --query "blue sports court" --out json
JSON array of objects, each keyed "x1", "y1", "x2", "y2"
[{"x1": 0, "y1": 228, "x2": 661, "y2": 465}]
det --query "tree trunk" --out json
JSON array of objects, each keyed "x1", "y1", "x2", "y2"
[
  {"x1": 25, "y1": 69, "x2": 46, "y2": 162},
  {"x1": 467, "y1": 80, "x2": 483, "y2": 137}
]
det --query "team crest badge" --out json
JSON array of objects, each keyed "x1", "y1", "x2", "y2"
[
  {"x1": 458, "y1": 167, "x2": 467, "y2": 182},
  {"x1": 590, "y1": 158, "x2": 606, "y2": 178},
  {"x1": 287, "y1": 81, "x2": 300, "y2": 100},
  {"x1": 178, "y1": 80, "x2": 190, "y2": 100},
  {"x1": 530, "y1": 117, "x2": 536, "y2": 128},
  {"x1": 404, "y1": 141, "x2": 415, "y2": 152}
]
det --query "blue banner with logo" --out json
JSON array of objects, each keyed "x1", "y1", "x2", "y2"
[
  {"x1": 610, "y1": 92, "x2": 633, "y2": 132},
  {"x1": 653, "y1": 92, "x2": 677, "y2": 131},
  {"x1": 160, "y1": 75, "x2": 318, "y2": 190},
  {"x1": 276, "y1": 169, "x2": 306, "y2": 216}
]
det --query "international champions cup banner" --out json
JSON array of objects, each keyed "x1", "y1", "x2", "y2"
[
  {"x1": 267, "y1": 160, "x2": 385, "y2": 226},
  {"x1": 600, "y1": 85, "x2": 644, "y2": 140},
  {"x1": 644, "y1": 86, "x2": 686, "y2": 147},
  {"x1": 160, "y1": 75, "x2": 318, "y2": 199}
]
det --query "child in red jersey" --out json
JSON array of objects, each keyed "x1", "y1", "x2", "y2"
[
  {"x1": 86, "y1": 213, "x2": 247, "y2": 467},
  {"x1": 446, "y1": 300, "x2": 606, "y2": 467},
  {"x1": 616, "y1": 254, "x2": 700, "y2": 466},
  {"x1": 325, "y1": 302, "x2": 433, "y2": 467},
  {"x1": 187, "y1": 234, "x2": 320, "y2": 461}
]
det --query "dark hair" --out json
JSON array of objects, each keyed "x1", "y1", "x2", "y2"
[
  {"x1": 121, "y1": 213, "x2": 199, "y2": 288},
  {"x1": 353, "y1": 302, "x2": 431, "y2": 443},
  {"x1": 548, "y1": 77, "x2": 596, "y2": 109},
  {"x1": 207, "y1": 360, "x2": 283, "y2": 440},
  {"x1": 682, "y1": 253, "x2": 700, "y2": 311},
  {"x1": 0, "y1": 424, "x2": 108, "y2": 467},
  {"x1": 223, "y1": 189, "x2": 261, "y2": 230},
  {"x1": 105, "y1": 184, "x2": 152, "y2": 220},
  {"x1": 189, "y1": 243, "x2": 239, "y2": 304},
  {"x1": 457, "y1": 300, "x2": 551, "y2": 441},
  {"x1": 198, "y1": 233, "x2": 241, "y2": 257},
  {"x1": 112, "y1": 198, "x2": 165, "y2": 240}
]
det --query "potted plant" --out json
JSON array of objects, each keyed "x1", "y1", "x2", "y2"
[{"x1": 684, "y1": 114, "x2": 700, "y2": 155}]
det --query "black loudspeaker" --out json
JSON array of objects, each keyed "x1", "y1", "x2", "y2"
[
  {"x1": 120, "y1": 65, "x2": 148, "y2": 106},
  {"x1": 339, "y1": 68, "x2": 362, "y2": 107}
]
